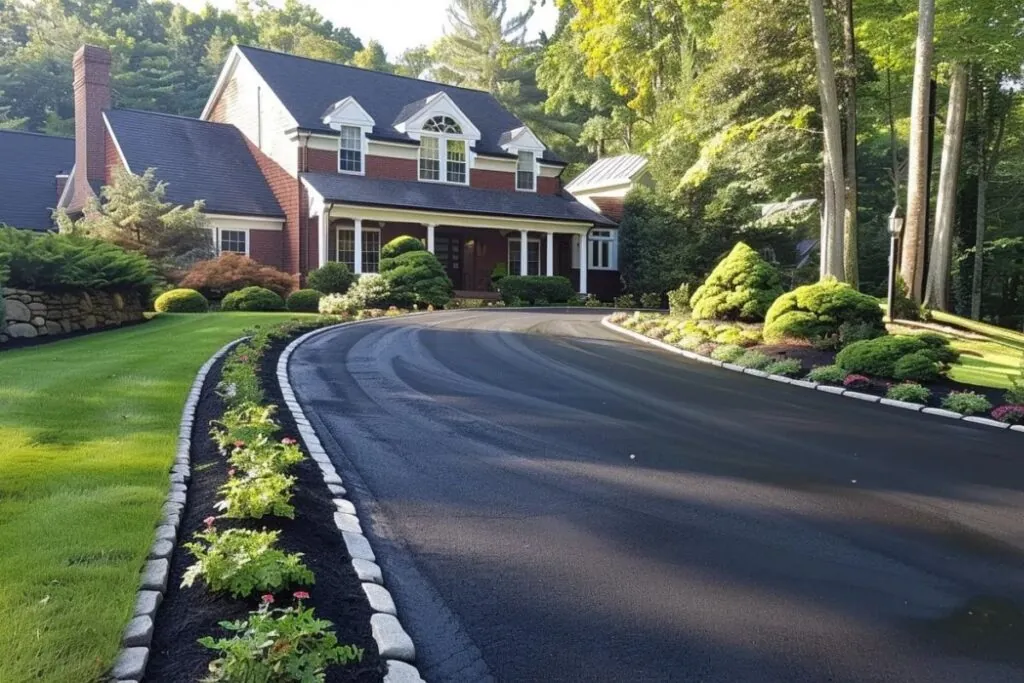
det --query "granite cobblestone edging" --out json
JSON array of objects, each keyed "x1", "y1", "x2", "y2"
[
  {"x1": 278, "y1": 319, "x2": 427, "y2": 683},
  {"x1": 601, "y1": 316, "x2": 1024, "y2": 437},
  {"x1": 109, "y1": 337, "x2": 246, "y2": 683}
]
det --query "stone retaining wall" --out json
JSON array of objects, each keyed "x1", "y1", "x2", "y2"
[{"x1": 1, "y1": 287, "x2": 145, "y2": 344}]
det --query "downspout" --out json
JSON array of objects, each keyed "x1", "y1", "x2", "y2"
[{"x1": 299, "y1": 131, "x2": 311, "y2": 279}]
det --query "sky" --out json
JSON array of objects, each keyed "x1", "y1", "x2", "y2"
[{"x1": 176, "y1": 0, "x2": 559, "y2": 58}]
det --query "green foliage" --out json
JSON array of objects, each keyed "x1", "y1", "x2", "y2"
[
  {"x1": 216, "y1": 471, "x2": 296, "y2": 520},
  {"x1": 378, "y1": 237, "x2": 453, "y2": 308},
  {"x1": 221, "y1": 286, "x2": 286, "y2": 312},
  {"x1": 735, "y1": 350, "x2": 772, "y2": 369},
  {"x1": 764, "y1": 359, "x2": 802, "y2": 377},
  {"x1": 763, "y1": 279, "x2": 886, "y2": 344},
  {"x1": 319, "y1": 274, "x2": 392, "y2": 314},
  {"x1": 497, "y1": 275, "x2": 576, "y2": 305},
  {"x1": 710, "y1": 344, "x2": 745, "y2": 362},
  {"x1": 667, "y1": 283, "x2": 692, "y2": 316},
  {"x1": 639, "y1": 292, "x2": 662, "y2": 309},
  {"x1": 183, "y1": 527, "x2": 313, "y2": 599},
  {"x1": 891, "y1": 276, "x2": 920, "y2": 321},
  {"x1": 886, "y1": 383, "x2": 932, "y2": 405},
  {"x1": 806, "y1": 365, "x2": 848, "y2": 384},
  {"x1": 180, "y1": 253, "x2": 294, "y2": 300},
  {"x1": 200, "y1": 598, "x2": 363, "y2": 682},
  {"x1": 941, "y1": 391, "x2": 993, "y2": 416},
  {"x1": 690, "y1": 243, "x2": 783, "y2": 322},
  {"x1": 835, "y1": 336, "x2": 929, "y2": 378},
  {"x1": 286, "y1": 289, "x2": 324, "y2": 313},
  {"x1": 893, "y1": 351, "x2": 941, "y2": 382},
  {"x1": 1005, "y1": 360, "x2": 1024, "y2": 404},
  {"x1": 211, "y1": 403, "x2": 280, "y2": 452},
  {"x1": 306, "y1": 262, "x2": 354, "y2": 295},
  {"x1": 613, "y1": 294, "x2": 637, "y2": 309},
  {"x1": 0, "y1": 227, "x2": 155, "y2": 293},
  {"x1": 228, "y1": 436, "x2": 305, "y2": 477},
  {"x1": 154, "y1": 288, "x2": 208, "y2": 313}
]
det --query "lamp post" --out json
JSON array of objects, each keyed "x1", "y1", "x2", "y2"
[{"x1": 887, "y1": 205, "x2": 905, "y2": 323}]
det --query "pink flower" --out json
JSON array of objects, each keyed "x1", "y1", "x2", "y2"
[
  {"x1": 203, "y1": 516, "x2": 216, "y2": 528},
  {"x1": 261, "y1": 594, "x2": 274, "y2": 604},
  {"x1": 992, "y1": 404, "x2": 1024, "y2": 424},
  {"x1": 228, "y1": 468, "x2": 236, "y2": 477},
  {"x1": 281, "y1": 437, "x2": 297, "y2": 446},
  {"x1": 843, "y1": 374, "x2": 871, "y2": 389},
  {"x1": 293, "y1": 591, "x2": 310, "y2": 601},
  {"x1": 233, "y1": 440, "x2": 246, "y2": 449}
]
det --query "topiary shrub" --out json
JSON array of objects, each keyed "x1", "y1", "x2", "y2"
[
  {"x1": 763, "y1": 278, "x2": 885, "y2": 344},
  {"x1": 154, "y1": 288, "x2": 208, "y2": 313},
  {"x1": 179, "y1": 253, "x2": 293, "y2": 299},
  {"x1": 941, "y1": 391, "x2": 993, "y2": 416},
  {"x1": 886, "y1": 383, "x2": 932, "y2": 404},
  {"x1": 286, "y1": 289, "x2": 324, "y2": 312},
  {"x1": 497, "y1": 275, "x2": 576, "y2": 305},
  {"x1": 320, "y1": 274, "x2": 392, "y2": 314},
  {"x1": 835, "y1": 335, "x2": 928, "y2": 378},
  {"x1": 689, "y1": 242, "x2": 783, "y2": 321},
  {"x1": 378, "y1": 236, "x2": 452, "y2": 308},
  {"x1": 765, "y1": 359, "x2": 802, "y2": 377},
  {"x1": 306, "y1": 262, "x2": 353, "y2": 295},
  {"x1": 221, "y1": 286, "x2": 285, "y2": 312},
  {"x1": 893, "y1": 351, "x2": 941, "y2": 382},
  {"x1": 711, "y1": 344, "x2": 746, "y2": 362}
]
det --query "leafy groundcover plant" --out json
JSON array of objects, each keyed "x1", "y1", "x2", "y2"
[
  {"x1": 885, "y1": 383, "x2": 932, "y2": 405},
  {"x1": 211, "y1": 403, "x2": 281, "y2": 451},
  {"x1": 941, "y1": 391, "x2": 993, "y2": 416},
  {"x1": 992, "y1": 405, "x2": 1024, "y2": 424},
  {"x1": 228, "y1": 436, "x2": 304, "y2": 476},
  {"x1": 806, "y1": 365, "x2": 848, "y2": 384},
  {"x1": 735, "y1": 350, "x2": 771, "y2": 370},
  {"x1": 216, "y1": 471, "x2": 297, "y2": 519},
  {"x1": 764, "y1": 359, "x2": 802, "y2": 377},
  {"x1": 200, "y1": 593, "x2": 363, "y2": 683}
]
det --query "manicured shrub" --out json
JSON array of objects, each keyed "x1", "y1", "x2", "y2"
[
  {"x1": 689, "y1": 242, "x2": 783, "y2": 321},
  {"x1": 941, "y1": 391, "x2": 993, "y2": 416},
  {"x1": 221, "y1": 286, "x2": 285, "y2": 312},
  {"x1": 667, "y1": 282, "x2": 692, "y2": 316},
  {"x1": 380, "y1": 235, "x2": 424, "y2": 259},
  {"x1": 497, "y1": 275, "x2": 576, "y2": 305},
  {"x1": 715, "y1": 327, "x2": 743, "y2": 346},
  {"x1": 735, "y1": 350, "x2": 771, "y2": 369},
  {"x1": 886, "y1": 383, "x2": 932, "y2": 404},
  {"x1": 765, "y1": 358, "x2": 802, "y2": 377},
  {"x1": 319, "y1": 274, "x2": 392, "y2": 314},
  {"x1": 843, "y1": 374, "x2": 871, "y2": 390},
  {"x1": 711, "y1": 344, "x2": 745, "y2": 362},
  {"x1": 640, "y1": 292, "x2": 662, "y2": 309},
  {"x1": 893, "y1": 351, "x2": 941, "y2": 382},
  {"x1": 179, "y1": 252, "x2": 293, "y2": 299},
  {"x1": 763, "y1": 278, "x2": 885, "y2": 344},
  {"x1": 378, "y1": 236, "x2": 453, "y2": 308},
  {"x1": 613, "y1": 294, "x2": 637, "y2": 309},
  {"x1": 915, "y1": 333, "x2": 960, "y2": 364},
  {"x1": 806, "y1": 365, "x2": 848, "y2": 384},
  {"x1": 992, "y1": 405, "x2": 1024, "y2": 424},
  {"x1": 835, "y1": 335, "x2": 929, "y2": 378},
  {"x1": 306, "y1": 262, "x2": 354, "y2": 295},
  {"x1": 286, "y1": 288, "x2": 323, "y2": 312},
  {"x1": 183, "y1": 525, "x2": 313, "y2": 598},
  {"x1": 154, "y1": 288, "x2": 208, "y2": 313}
]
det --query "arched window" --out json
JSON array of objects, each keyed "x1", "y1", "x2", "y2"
[{"x1": 423, "y1": 116, "x2": 462, "y2": 134}]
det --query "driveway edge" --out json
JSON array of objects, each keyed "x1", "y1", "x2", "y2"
[
  {"x1": 278, "y1": 319, "x2": 427, "y2": 683},
  {"x1": 601, "y1": 316, "x2": 1022, "y2": 436},
  {"x1": 110, "y1": 336, "x2": 246, "y2": 683}
]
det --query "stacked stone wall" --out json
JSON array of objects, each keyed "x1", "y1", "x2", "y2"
[{"x1": 1, "y1": 287, "x2": 145, "y2": 344}]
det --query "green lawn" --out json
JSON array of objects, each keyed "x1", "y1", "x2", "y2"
[{"x1": 0, "y1": 312, "x2": 315, "y2": 682}]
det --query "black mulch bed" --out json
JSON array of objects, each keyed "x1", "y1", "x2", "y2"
[
  {"x1": 0, "y1": 317, "x2": 149, "y2": 351},
  {"x1": 145, "y1": 332, "x2": 383, "y2": 682}
]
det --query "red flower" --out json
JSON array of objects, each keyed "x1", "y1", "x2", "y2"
[
  {"x1": 281, "y1": 437, "x2": 297, "y2": 446},
  {"x1": 203, "y1": 516, "x2": 216, "y2": 528},
  {"x1": 293, "y1": 591, "x2": 310, "y2": 601},
  {"x1": 261, "y1": 594, "x2": 274, "y2": 604}
]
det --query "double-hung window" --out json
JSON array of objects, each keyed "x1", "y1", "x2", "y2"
[
  {"x1": 338, "y1": 125, "x2": 363, "y2": 174},
  {"x1": 419, "y1": 115, "x2": 468, "y2": 185},
  {"x1": 507, "y1": 236, "x2": 541, "y2": 276},
  {"x1": 446, "y1": 139, "x2": 467, "y2": 183},
  {"x1": 220, "y1": 229, "x2": 247, "y2": 255},
  {"x1": 419, "y1": 136, "x2": 441, "y2": 180},
  {"x1": 336, "y1": 226, "x2": 382, "y2": 273},
  {"x1": 572, "y1": 230, "x2": 618, "y2": 270},
  {"x1": 516, "y1": 151, "x2": 535, "y2": 191}
]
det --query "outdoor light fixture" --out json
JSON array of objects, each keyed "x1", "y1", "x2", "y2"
[{"x1": 886, "y1": 204, "x2": 905, "y2": 323}]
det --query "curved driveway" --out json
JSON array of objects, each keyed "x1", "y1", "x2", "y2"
[{"x1": 290, "y1": 310, "x2": 1024, "y2": 682}]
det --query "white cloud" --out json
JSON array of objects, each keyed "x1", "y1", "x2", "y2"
[{"x1": 176, "y1": 0, "x2": 557, "y2": 58}]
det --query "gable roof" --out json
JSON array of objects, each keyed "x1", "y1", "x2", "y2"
[
  {"x1": 234, "y1": 45, "x2": 563, "y2": 163},
  {"x1": 302, "y1": 172, "x2": 615, "y2": 226},
  {"x1": 0, "y1": 130, "x2": 74, "y2": 230},
  {"x1": 565, "y1": 154, "x2": 648, "y2": 193},
  {"x1": 104, "y1": 109, "x2": 283, "y2": 218}
]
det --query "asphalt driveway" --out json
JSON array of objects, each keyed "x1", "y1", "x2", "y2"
[{"x1": 289, "y1": 310, "x2": 1024, "y2": 682}]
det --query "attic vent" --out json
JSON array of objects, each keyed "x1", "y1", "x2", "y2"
[{"x1": 423, "y1": 116, "x2": 462, "y2": 134}]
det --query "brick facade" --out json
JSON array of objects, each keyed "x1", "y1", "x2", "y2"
[
  {"x1": 70, "y1": 45, "x2": 111, "y2": 211},
  {"x1": 243, "y1": 138, "x2": 302, "y2": 276},
  {"x1": 365, "y1": 155, "x2": 418, "y2": 181},
  {"x1": 248, "y1": 228, "x2": 284, "y2": 269},
  {"x1": 470, "y1": 168, "x2": 515, "y2": 191},
  {"x1": 538, "y1": 175, "x2": 561, "y2": 196}
]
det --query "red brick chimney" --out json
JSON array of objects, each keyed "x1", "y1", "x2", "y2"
[{"x1": 71, "y1": 44, "x2": 111, "y2": 208}]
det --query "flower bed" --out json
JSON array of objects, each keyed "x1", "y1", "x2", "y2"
[{"x1": 146, "y1": 320, "x2": 384, "y2": 682}]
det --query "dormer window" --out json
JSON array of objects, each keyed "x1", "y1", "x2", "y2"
[
  {"x1": 516, "y1": 151, "x2": 536, "y2": 191},
  {"x1": 424, "y1": 116, "x2": 462, "y2": 134},
  {"x1": 338, "y1": 125, "x2": 363, "y2": 174},
  {"x1": 419, "y1": 115, "x2": 469, "y2": 185}
]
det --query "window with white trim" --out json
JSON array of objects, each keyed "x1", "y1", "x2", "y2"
[
  {"x1": 572, "y1": 230, "x2": 618, "y2": 270},
  {"x1": 336, "y1": 226, "x2": 382, "y2": 273},
  {"x1": 220, "y1": 229, "x2": 247, "y2": 255},
  {"x1": 418, "y1": 116, "x2": 469, "y2": 185},
  {"x1": 419, "y1": 136, "x2": 440, "y2": 180},
  {"x1": 338, "y1": 125, "x2": 363, "y2": 173},
  {"x1": 507, "y1": 236, "x2": 541, "y2": 276},
  {"x1": 516, "y1": 151, "x2": 535, "y2": 191},
  {"x1": 446, "y1": 139, "x2": 467, "y2": 183},
  {"x1": 423, "y1": 116, "x2": 462, "y2": 134}
]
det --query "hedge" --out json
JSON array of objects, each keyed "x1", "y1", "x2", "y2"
[
  {"x1": 286, "y1": 289, "x2": 324, "y2": 312},
  {"x1": 221, "y1": 286, "x2": 285, "y2": 311},
  {"x1": 306, "y1": 262, "x2": 354, "y2": 295},
  {"x1": 497, "y1": 275, "x2": 575, "y2": 305},
  {"x1": 834, "y1": 335, "x2": 957, "y2": 379}
]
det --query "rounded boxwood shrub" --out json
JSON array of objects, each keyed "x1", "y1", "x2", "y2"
[
  {"x1": 221, "y1": 286, "x2": 285, "y2": 312},
  {"x1": 763, "y1": 278, "x2": 885, "y2": 344},
  {"x1": 381, "y1": 235, "x2": 425, "y2": 259},
  {"x1": 286, "y1": 288, "x2": 324, "y2": 312},
  {"x1": 893, "y1": 350, "x2": 941, "y2": 382},
  {"x1": 886, "y1": 383, "x2": 932, "y2": 404},
  {"x1": 154, "y1": 288, "x2": 208, "y2": 313},
  {"x1": 835, "y1": 335, "x2": 928, "y2": 378},
  {"x1": 689, "y1": 242, "x2": 783, "y2": 321},
  {"x1": 306, "y1": 262, "x2": 354, "y2": 295}
]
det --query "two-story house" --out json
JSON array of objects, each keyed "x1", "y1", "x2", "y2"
[{"x1": 55, "y1": 44, "x2": 619, "y2": 298}]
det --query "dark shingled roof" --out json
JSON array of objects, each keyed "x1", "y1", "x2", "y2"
[
  {"x1": 0, "y1": 130, "x2": 74, "y2": 230},
  {"x1": 301, "y1": 172, "x2": 615, "y2": 226},
  {"x1": 237, "y1": 45, "x2": 563, "y2": 163},
  {"x1": 105, "y1": 109, "x2": 284, "y2": 218}
]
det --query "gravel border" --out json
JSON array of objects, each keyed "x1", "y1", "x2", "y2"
[
  {"x1": 277, "y1": 319, "x2": 427, "y2": 683},
  {"x1": 109, "y1": 337, "x2": 245, "y2": 683},
  {"x1": 602, "y1": 316, "x2": 1024, "y2": 436}
]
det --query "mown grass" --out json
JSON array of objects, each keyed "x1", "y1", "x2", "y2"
[
  {"x1": 947, "y1": 337, "x2": 1023, "y2": 389},
  {"x1": 0, "y1": 312, "x2": 316, "y2": 682}
]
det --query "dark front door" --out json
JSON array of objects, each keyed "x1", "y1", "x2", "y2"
[{"x1": 434, "y1": 234, "x2": 463, "y2": 289}]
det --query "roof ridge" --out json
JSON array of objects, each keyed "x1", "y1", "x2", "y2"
[
  {"x1": 235, "y1": 44, "x2": 495, "y2": 97},
  {"x1": 109, "y1": 108, "x2": 237, "y2": 128},
  {"x1": 0, "y1": 129, "x2": 73, "y2": 140}
]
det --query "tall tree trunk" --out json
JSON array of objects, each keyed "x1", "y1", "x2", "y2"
[
  {"x1": 840, "y1": 0, "x2": 859, "y2": 287},
  {"x1": 809, "y1": 0, "x2": 846, "y2": 280},
  {"x1": 901, "y1": 0, "x2": 935, "y2": 302},
  {"x1": 924, "y1": 63, "x2": 968, "y2": 310}
]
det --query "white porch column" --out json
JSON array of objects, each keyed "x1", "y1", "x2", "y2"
[
  {"x1": 427, "y1": 224, "x2": 436, "y2": 253},
  {"x1": 318, "y1": 208, "x2": 329, "y2": 268},
  {"x1": 353, "y1": 218, "x2": 363, "y2": 275},
  {"x1": 519, "y1": 229, "x2": 529, "y2": 276},
  {"x1": 578, "y1": 231, "x2": 588, "y2": 294},
  {"x1": 546, "y1": 232, "x2": 554, "y2": 276}
]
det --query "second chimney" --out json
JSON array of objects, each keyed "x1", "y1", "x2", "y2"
[{"x1": 72, "y1": 44, "x2": 111, "y2": 205}]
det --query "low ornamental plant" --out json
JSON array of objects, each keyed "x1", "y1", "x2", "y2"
[
  {"x1": 216, "y1": 471, "x2": 297, "y2": 519},
  {"x1": 711, "y1": 344, "x2": 746, "y2": 363},
  {"x1": 885, "y1": 382, "x2": 932, "y2": 405},
  {"x1": 212, "y1": 403, "x2": 280, "y2": 451},
  {"x1": 806, "y1": 365, "x2": 848, "y2": 384},
  {"x1": 735, "y1": 350, "x2": 772, "y2": 370},
  {"x1": 613, "y1": 294, "x2": 637, "y2": 309},
  {"x1": 608, "y1": 311, "x2": 629, "y2": 324},
  {"x1": 200, "y1": 593, "x2": 363, "y2": 683},
  {"x1": 992, "y1": 404, "x2": 1024, "y2": 424},
  {"x1": 639, "y1": 292, "x2": 662, "y2": 309},
  {"x1": 764, "y1": 358, "x2": 802, "y2": 377},
  {"x1": 842, "y1": 374, "x2": 871, "y2": 390},
  {"x1": 229, "y1": 436, "x2": 305, "y2": 475},
  {"x1": 183, "y1": 523, "x2": 314, "y2": 599},
  {"x1": 941, "y1": 391, "x2": 993, "y2": 416}
]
